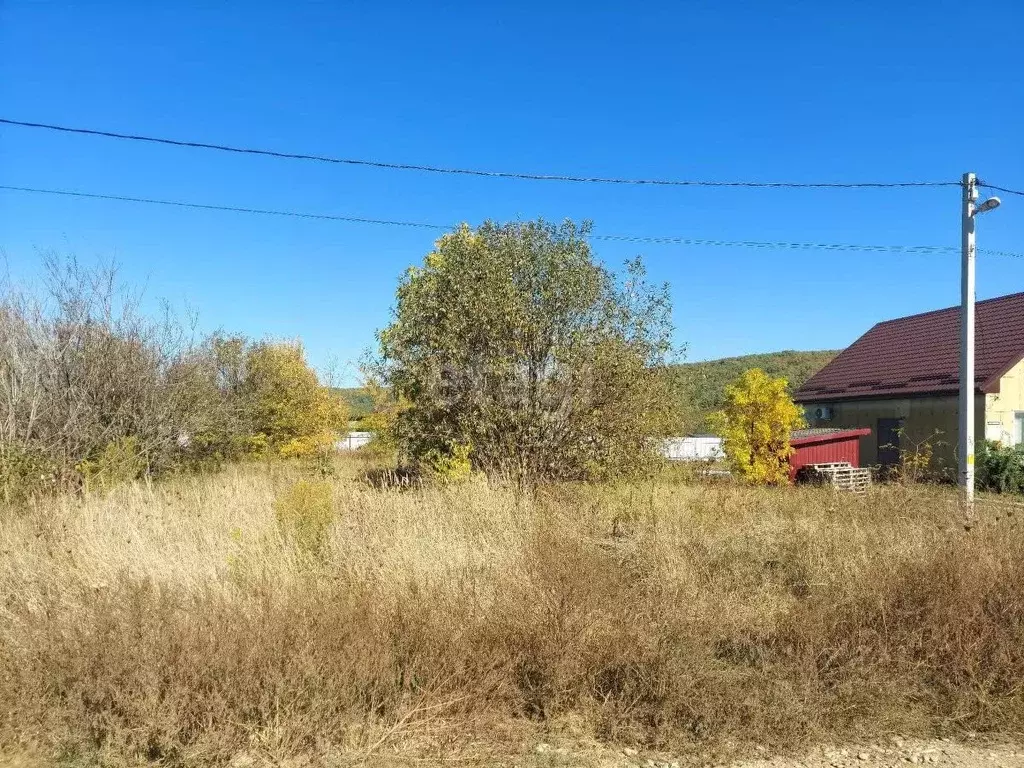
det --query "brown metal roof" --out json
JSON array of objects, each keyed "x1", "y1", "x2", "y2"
[{"x1": 795, "y1": 292, "x2": 1024, "y2": 403}]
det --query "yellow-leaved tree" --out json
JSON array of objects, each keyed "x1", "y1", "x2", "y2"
[
  {"x1": 243, "y1": 342, "x2": 348, "y2": 457},
  {"x1": 712, "y1": 368, "x2": 804, "y2": 485}
]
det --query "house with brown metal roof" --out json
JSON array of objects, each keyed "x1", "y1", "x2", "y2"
[{"x1": 795, "y1": 291, "x2": 1024, "y2": 474}]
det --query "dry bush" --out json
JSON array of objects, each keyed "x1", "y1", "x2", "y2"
[
  {"x1": 1, "y1": 459, "x2": 1023, "y2": 765},
  {"x1": 0, "y1": 257, "x2": 346, "y2": 498},
  {"x1": 0, "y1": 255, "x2": 233, "y2": 493}
]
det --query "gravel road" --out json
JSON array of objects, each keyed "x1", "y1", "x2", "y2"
[
  {"x1": 727, "y1": 738, "x2": 1023, "y2": 768},
  {"x1": 528, "y1": 737, "x2": 1024, "y2": 768}
]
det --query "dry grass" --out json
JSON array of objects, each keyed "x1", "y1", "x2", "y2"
[{"x1": 2, "y1": 457, "x2": 1024, "y2": 766}]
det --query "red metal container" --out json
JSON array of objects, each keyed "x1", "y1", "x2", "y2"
[{"x1": 789, "y1": 427, "x2": 871, "y2": 482}]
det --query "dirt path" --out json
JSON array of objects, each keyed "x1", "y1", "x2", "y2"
[
  {"x1": 4, "y1": 738, "x2": 1022, "y2": 767},
  {"x1": 522, "y1": 737, "x2": 1024, "y2": 768},
  {"x1": 726, "y1": 738, "x2": 1023, "y2": 767}
]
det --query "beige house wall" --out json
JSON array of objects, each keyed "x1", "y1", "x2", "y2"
[
  {"x1": 985, "y1": 358, "x2": 1024, "y2": 446},
  {"x1": 802, "y1": 394, "x2": 987, "y2": 474}
]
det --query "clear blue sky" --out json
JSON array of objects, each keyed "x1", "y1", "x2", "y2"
[{"x1": 1, "y1": 2, "x2": 1022, "y2": 384}]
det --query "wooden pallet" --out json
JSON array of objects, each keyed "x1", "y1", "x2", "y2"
[{"x1": 805, "y1": 462, "x2": 873, "y2": 494}]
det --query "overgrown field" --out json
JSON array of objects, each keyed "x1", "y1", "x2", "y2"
[{"x1": 2, "y1": 458, "x2": 1024, "y2": 766}]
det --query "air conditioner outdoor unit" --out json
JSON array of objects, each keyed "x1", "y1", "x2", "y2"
[{"x1": 815, "y1": 406, "x2": 834, "y2": 421}]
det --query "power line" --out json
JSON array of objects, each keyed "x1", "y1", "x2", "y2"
[
  {"x1": 7, "y1": 183, "x2": 1023, "y2": 259},
  {"x1": 0, "y1": 118, "x2": 963, "y2": 190},
  {"x1": 984, "y1": 248, "x2": 1024, "y2": 259},
  {"x1": 0, "y1": 185, "x2": 448, "y2": 230},
  {"x1": 978, "y1": 181, "x2": 1024, "y2": 198},
  {"x1": 589, "y1": 233, "x2": 959, "y2": 255}
]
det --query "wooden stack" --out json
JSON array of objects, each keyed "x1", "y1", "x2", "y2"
[{"x1": 804, "y1": 462, "x2": 872, "y2": 494}]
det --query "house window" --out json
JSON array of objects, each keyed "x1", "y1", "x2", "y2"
[{"x1": 1015, "y1": 412, "x2": 1024, "y2": 446}]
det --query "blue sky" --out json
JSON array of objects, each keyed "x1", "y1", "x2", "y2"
[{"x1": 1, "y1": 2, "x2": 1022, "y2": 384}]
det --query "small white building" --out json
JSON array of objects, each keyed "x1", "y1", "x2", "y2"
[
  {"x1": 336, "y1": 431, "x2": 373, "y2": 451},
  {"x1": 662, "y1": 434, "x2": 724, "y2": 462}
]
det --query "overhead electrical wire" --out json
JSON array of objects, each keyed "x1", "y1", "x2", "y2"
[
  {"x1": 978, "y1": 181, "x2": 1024, "y2": 198},
  {"x1": 590, "y1": 233, "x2": 957, "y2": 254},
  {"x1": 4, "y1": 183, "x2": 1022, "y2": 259},
  {"x1": 0, "y1": 118, "x2": 966, "y2": 190},
  {"x1": 983, "y1": 248, "x2": 1024, "y2": 259},
  {"x1": 0, "y1": 185, "x2": 449, "y2": 230}
]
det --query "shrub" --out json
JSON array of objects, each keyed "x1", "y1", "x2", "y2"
[
  {"x1": 880, "y1": 428, "x2": 952, "y2": 484},
  {"x1": 897, "y1": 432, "x2": 935, "y2": 483},
  {"x1": 977, "y1": 440, "x2": 1024, "y2": 494},
  {"x1": 0, "y1": 445, "x2": 61, "y2": 503},
  {"x1": 280, "y1": 432, "x2": 339, "y2": 478},
  {"x1": 77, "y1": 436, "x2": 147, "y2": 493},
  {"x1": 420, "y1": 442, "x2": 474, "y2": 485},
  {"x1": 278, "y1": 432, "x2": 337, "y2": 461},
  {"x1": 273, "y1": 479, "x2": 336, "y2": 557}
]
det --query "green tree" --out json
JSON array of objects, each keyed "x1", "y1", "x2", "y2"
[
  {"x1": 712, "y1": 368, "x2": 804, "y2": 485},
  {"x1": 242, "y1": 341, "x2": 348, "y2": 457},
  {"x1": 372, "y1": 219, "x2": 681, "y2": 482}
]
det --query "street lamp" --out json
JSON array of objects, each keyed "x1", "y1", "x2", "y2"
[
  {"x1": 960, "y1": 173, "x2": 1001, "y2": 511},
  {"x1": 976, "y1": 196, "x2": 1002, "y2": 215}
]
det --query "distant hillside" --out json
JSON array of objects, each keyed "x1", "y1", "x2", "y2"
[
  {"x1": 333, "y1": 349, "x2": 838, "y2": 429},
  {"x1": 671, "y1": 349, "x2": 838, "y2": 430},
  {"x1": 332, "y1": 387, "x2": 374, "y2": 421}
]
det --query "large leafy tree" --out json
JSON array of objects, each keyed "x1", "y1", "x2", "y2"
[
  {"x1": 712, "y1": 368, "x2": 804, "y2": 485},
  {"x1": 373, "y1": 219, "x2": 681, "y2": 482}
]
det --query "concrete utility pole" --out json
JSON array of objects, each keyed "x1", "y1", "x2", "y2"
[
  {"x1": 959, "y1": 172, "x2": 977, "y2": 507},
  {"x1": 960, "y1": 172, "x2": 1002, "y2": 510}
]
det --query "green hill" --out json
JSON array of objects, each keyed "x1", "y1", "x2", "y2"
[
  {"x1": 332, "y1": 387, "x2": 375, "y2": 421},
  {"x1": 671, "y1": 349, "x2": 838, "y2": 430}
]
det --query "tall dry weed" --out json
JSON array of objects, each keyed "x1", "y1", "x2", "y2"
[{"x1": 1, "y1": 459, "x2": 1023, "y2": 764}]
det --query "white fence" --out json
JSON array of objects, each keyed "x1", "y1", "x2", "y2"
[{"x1": 662, "y1": 435, "x2": 724, "y2": 462}]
